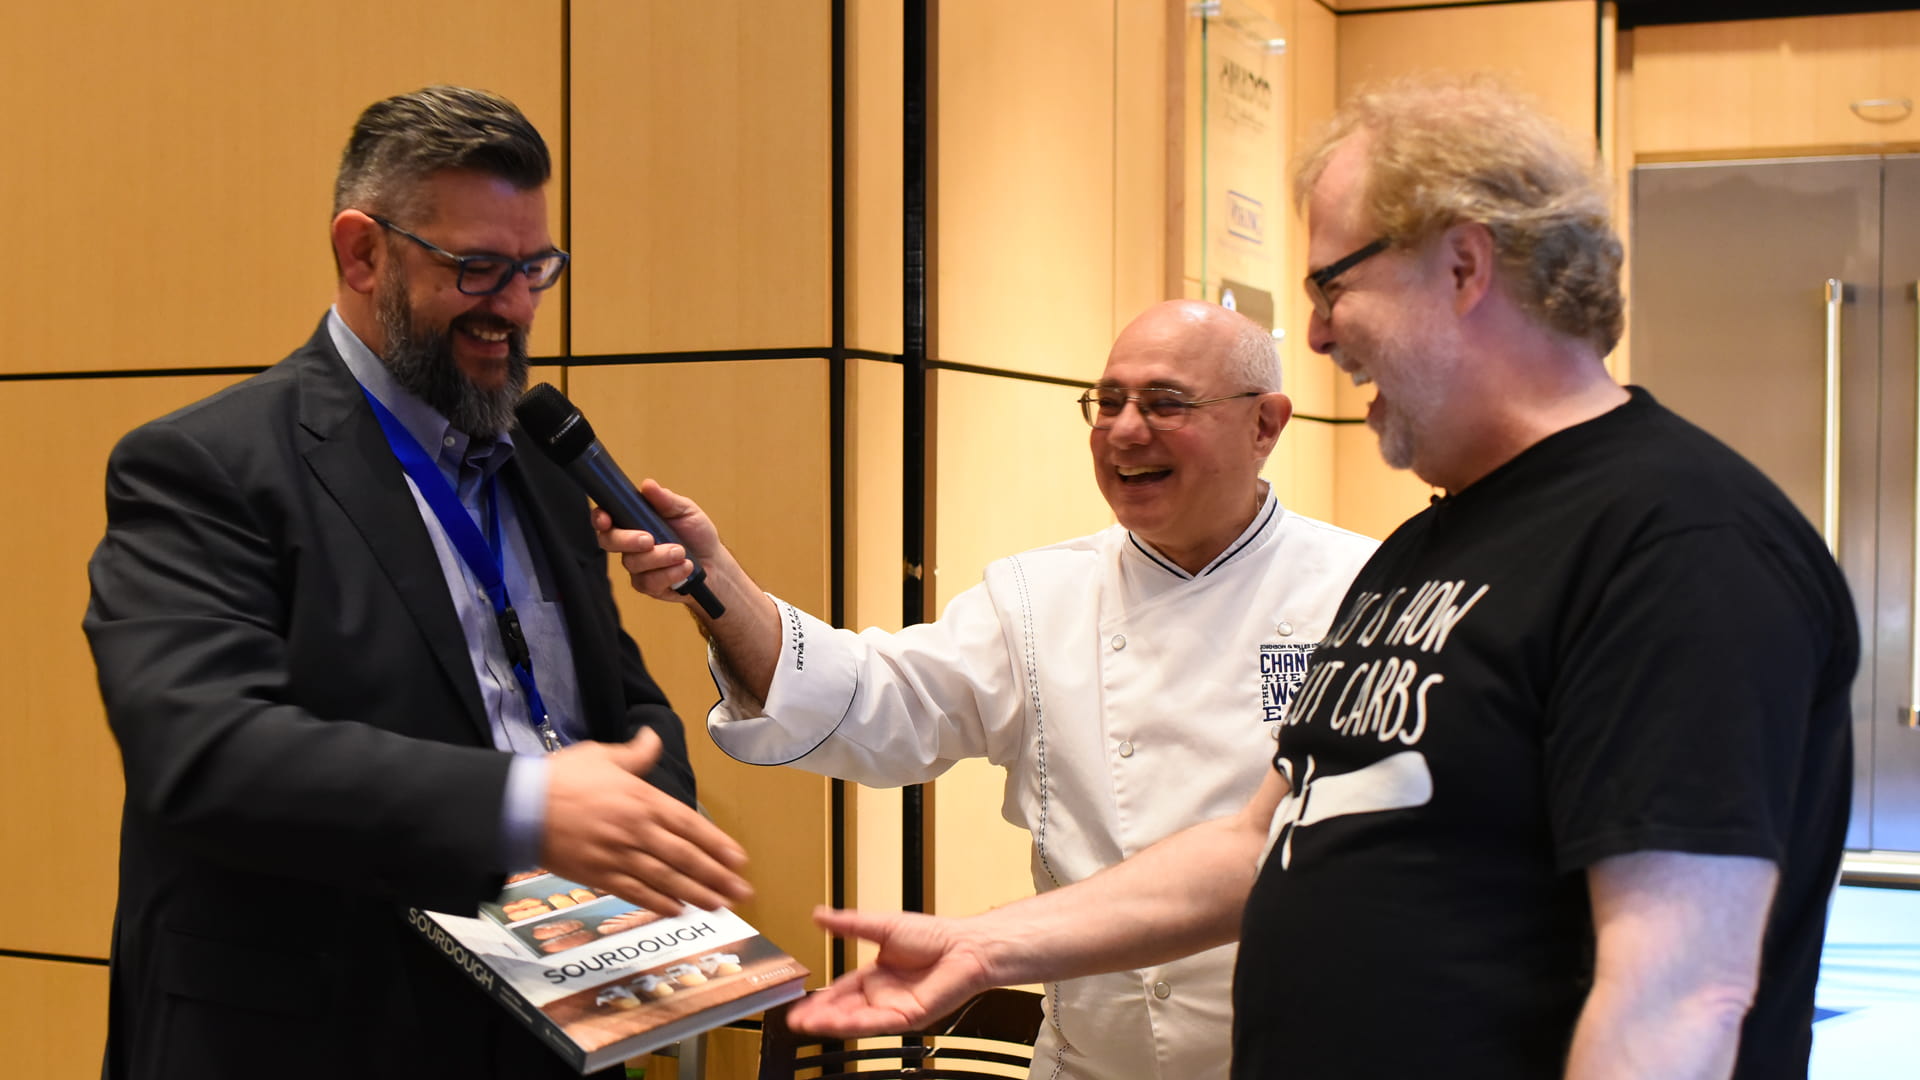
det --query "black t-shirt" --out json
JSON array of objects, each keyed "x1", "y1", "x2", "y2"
[{"x1": 1231, "y1": 388, "x2": 1856, "y2": 1080}]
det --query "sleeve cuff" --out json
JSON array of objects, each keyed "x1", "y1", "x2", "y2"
[
  {"x1": 706, "y1": 595, "x2": 859, "y2": 766},
  {"x1": 499, "y1": 753, "x2": 549, "y2": 872}
]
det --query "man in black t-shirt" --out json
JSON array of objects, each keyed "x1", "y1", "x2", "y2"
[{"x1": 761, "y1": 76, "x2": 1856, "y2": 1080}]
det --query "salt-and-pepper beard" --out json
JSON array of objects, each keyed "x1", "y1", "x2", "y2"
[{"x1": 375, "y1": 258, "x2": 530, "y2": 439}]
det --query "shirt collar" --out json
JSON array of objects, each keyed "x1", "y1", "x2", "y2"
[
  {"x1": 1126, "y1": 480, "x2": 1281, "y2": 580},
  {"x1": 327, "y1": 307, "x2": 515, "y2": 482}
]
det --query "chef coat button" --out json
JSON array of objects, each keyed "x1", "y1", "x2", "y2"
[
  {"x1": 1111, "y1": 634, "x2": 1126, "y2": 650},
  {"x1": 1276, "y1": 621, "x2": 1294, "y2": 637},
  {"x1": 1118, "y1": 741, "x2": 1134, "y2": 758},
  {"x1": 1152, "y1": 981, "x2": 1171, "y2": 1000}
]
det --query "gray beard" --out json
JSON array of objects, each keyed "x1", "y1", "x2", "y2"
[{"x1": 375, "y1": 267, "x2": 529, "y2": 439}]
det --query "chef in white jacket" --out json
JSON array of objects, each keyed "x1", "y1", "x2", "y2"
[{"x1": 597, "y1": 299, "x2": 1377, "y2": 1080}]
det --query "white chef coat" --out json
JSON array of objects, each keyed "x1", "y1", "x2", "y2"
[{"x1": 708, "y1": 490, "x2": 1377, "y2": 1080}]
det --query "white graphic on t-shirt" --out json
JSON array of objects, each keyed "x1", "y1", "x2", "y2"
[
  {"x1": 1259, "y1": 751, "x2": 1433, "y2": 871},
  {"x1": 1281, "y1": 580, "x2": 1490, "y2": 746}
]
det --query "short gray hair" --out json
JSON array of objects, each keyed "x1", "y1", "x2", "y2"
[
  {"x1": 1222, "y1": 310, "x2": 1282, "y2": 393},
  {"x1": 333, "y1": 86, "x2": 550, "y2": 222}
]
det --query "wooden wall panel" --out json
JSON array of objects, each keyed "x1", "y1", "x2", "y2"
[
  {"x1": 2, "y1": 375, "x2": 244, "y2": 959},
  {"x1": 0, "y1": 956, "x2": 109, "y2": 1080},
  {"x1": 0, "y1": 0, "x2": 566, "y2": 376},
  {"x1": 569, "y1": 1, "x2": 833, "y2": 356},
  {"x1": 1114, "y1": 0, "x2": 1172, "y2": 336},
  {"x1": 849, "y1": 0, "x2": 906, "y2": 357},
  {"x1": 846, "y1": 356, "x2": 904, "y2": 967},
  {"x1": 935, "y1": 0, "x2": 1118, "y2": 380},
  {"x1": 1335, "y1": 0, "x2": 1598, "y2": 138},
  {"x1": 1631, "y1": 11, "x2": 1920, "y2": 159},
  {"x1": 928, "y1": 371, "x2": 1113, "y2": 919},
  {"x1": 566, "y1": 360, "x2": 834, "y2": 986},
  {"x1": 1275, "y1": 0, "x2": 1342, "y2": 525}
]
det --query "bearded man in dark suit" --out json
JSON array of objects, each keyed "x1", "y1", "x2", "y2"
[{"x1": 83, "y1": 85, "x2": 751, "y2": 1080}]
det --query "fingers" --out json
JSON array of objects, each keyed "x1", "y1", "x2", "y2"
[
  {"x1": 541, "y1": 745, "x2": 754, "y2": 911},
  {"x1": 588, "y1": 789, "x2": 752, "y2": 904},
  {"x1": 813, "y1": 905, "x2": 888, "y2": 943},
  {"x1": 637, "y1": 479, "x2": 690, "y2": 519},
  {"x1": 605, "y1": 727, "x2": 664, "y2": 776},
  {"x1": 786, "y1": 970, "x2": 921, "y2": 1036}
]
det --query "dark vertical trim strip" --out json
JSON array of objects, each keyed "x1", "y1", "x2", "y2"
[
  {"x1": 560, "y1": 0, "x2": 573, "y2": 365},
  {"x1": 829, "y1": 0, "x2": 850, "y2": 981},
  {"x1": 1594, "y1": 1, "x2": 1606, "y2": 149},
  {"x1": 901, "y1": 0, "x2": 931, "y2": 916}
]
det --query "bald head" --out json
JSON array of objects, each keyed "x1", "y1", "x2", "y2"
[
  {"x1": 1091, "y1": 300, "x2": 1293, "y2": 574},
  {"x1": 1111, "y1": 300, "x2": 1282, "y2": 394}
]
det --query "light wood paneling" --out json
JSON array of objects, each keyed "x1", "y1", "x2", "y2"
[
  {"x1": 1277, "y1": 0, "x2": 1343, "y2": 525},
  {"x1": 569, "y1": 1, "x2": 832, "y2": 356},
  {"x1": 0, "y1": 0, "x2": 565, "y2": 376},
  {"x1": 3, "y1": 375, "x2": 245, "y2": 959},
  {"x1": 1115, "y1": 0, "x2": 1172, "y2": 335},
  {"x1": 1632, "y1": 11, "x2": 1920, "y2": 159},
  {"x1": 1329, "y1": 0, "x2": 1508, "y2": 9},
  {"x1": 928, "y1": 371, "x2": 1113, "y2": 920},
  {"x1": 1332, "y1": 422, "x2": 1432, "y2": 542},
  {"x1": 850, "y1": 0, "x2": 906, "y2": 357},
  {"x1": 936, "y1": 0, "x2": 1118, "y2": 380},
  {"x1": 1335, "y1": 0, "x2": 1598, "y2": 144},
  {"x1": 566, "y1": 360, "x2": 834, "y2": 988},
  {"x1": 846, "y1": 356, "x2": 904, "y2": 968},
  {"x1": 929, "y1": 373, "x2": 1114, "y2": 613},
  {"x1": 0, "y1": 956, "x2": 109, "y2": 1080}
]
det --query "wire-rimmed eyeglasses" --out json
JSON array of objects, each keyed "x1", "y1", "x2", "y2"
[
  {"x1": 373, "y1": 216, "x2": 570, "y2": 296},
  {"x1": 1077, "y1": 386, "x2": 1263, "y2": 431}
]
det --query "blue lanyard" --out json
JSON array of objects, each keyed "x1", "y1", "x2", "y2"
[{"x1": 360, "y1": 387, "x2": 563, "y2": 752}]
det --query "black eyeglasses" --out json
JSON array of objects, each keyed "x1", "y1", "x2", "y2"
[
  {"x1": 1077, "y1": 386, "x2": 1263, "y2": 431},
  {"x1": 372, "y1": 216, "x2": 570, "y2": 296},
  {"x1": 1304, "y1": 236, "x2": 1390, "y2": 320}
]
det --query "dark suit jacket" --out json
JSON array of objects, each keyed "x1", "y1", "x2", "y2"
[{"x1": 84, "y1": 320, "x2": 696, "y2": 1079}]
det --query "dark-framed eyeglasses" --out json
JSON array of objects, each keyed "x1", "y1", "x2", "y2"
[
  {"x1": 1304, "y1": 236, "x2": 1391, "y2": 320},
  {"x1": 1077, "y1": 386, "x2": 1264, "y2": 431},
  {"x1": 372, "y1": 215, "x2": 570, "y2": 296}
]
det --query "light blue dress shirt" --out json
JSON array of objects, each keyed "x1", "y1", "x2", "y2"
[{"x1": 329, "y1": 309, "x2": 580, "y2": 871}]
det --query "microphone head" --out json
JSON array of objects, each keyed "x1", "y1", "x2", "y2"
[{"x1": 514, "y1": 383, "x2": 597, "y2": 465}]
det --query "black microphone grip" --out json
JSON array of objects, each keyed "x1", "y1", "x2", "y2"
[{"x1": 571, "y1": 444, "x2": 726, "y2": 619}]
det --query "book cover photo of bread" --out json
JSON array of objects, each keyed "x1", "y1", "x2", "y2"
[{"x1": 409, "y1": 869, "x2": 808, "y2": 1074}]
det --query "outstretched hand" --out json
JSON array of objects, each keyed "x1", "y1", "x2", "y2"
[
  {"x1": 785, "y1": 906, "x2": 999, "y2": 1037},
  {"x1": 539, "y1": 728, "x2": 752, "y2": 914}
]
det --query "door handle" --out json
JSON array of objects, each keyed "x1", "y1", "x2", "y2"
[
  {"x1": 1824, "y1": 279, "x2": 1843, "y2": 556},
  {"x1": 1910, "y1": 282, "x2": 1920, "y2": 729}
]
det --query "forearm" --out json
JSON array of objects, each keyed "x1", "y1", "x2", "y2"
[
  {"x1": 963, "y1": 798, "x2": 1270, "y2": 986},
  {"x1": 688, "y1": 545, "x2": 783, "y2": 699},
  {"x1": 1566, "y1": 850, "x2": 1775, "y2": 1080},
  {"x1": 1563, "y1": 976, "x2": 1748, "y2": 1080}
]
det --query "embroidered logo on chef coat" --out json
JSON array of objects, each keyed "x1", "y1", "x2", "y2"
[{"x1": 1260, "y1": 643, "x2": 1316, "y2": 722}]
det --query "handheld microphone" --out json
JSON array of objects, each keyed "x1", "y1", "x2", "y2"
[{"x1": 513, "y1": 383, "x2": 726, "y2": 619}]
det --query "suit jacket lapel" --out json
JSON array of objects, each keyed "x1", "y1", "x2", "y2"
[
  {"x1": 289, "y1": 323, "x2": 493, "y2": 744},
  {"x1": 505, "y1": 451, "x2": 626, "y2": 738}
]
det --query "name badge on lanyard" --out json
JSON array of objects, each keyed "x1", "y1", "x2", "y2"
[{"x1": 360, "y1": 386, "x2": 563, "y2": 752}]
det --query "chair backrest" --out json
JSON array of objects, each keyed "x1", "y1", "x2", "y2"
[{"x1": 756, "y1": 987, "x2": 1046, "y2": 1080}]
